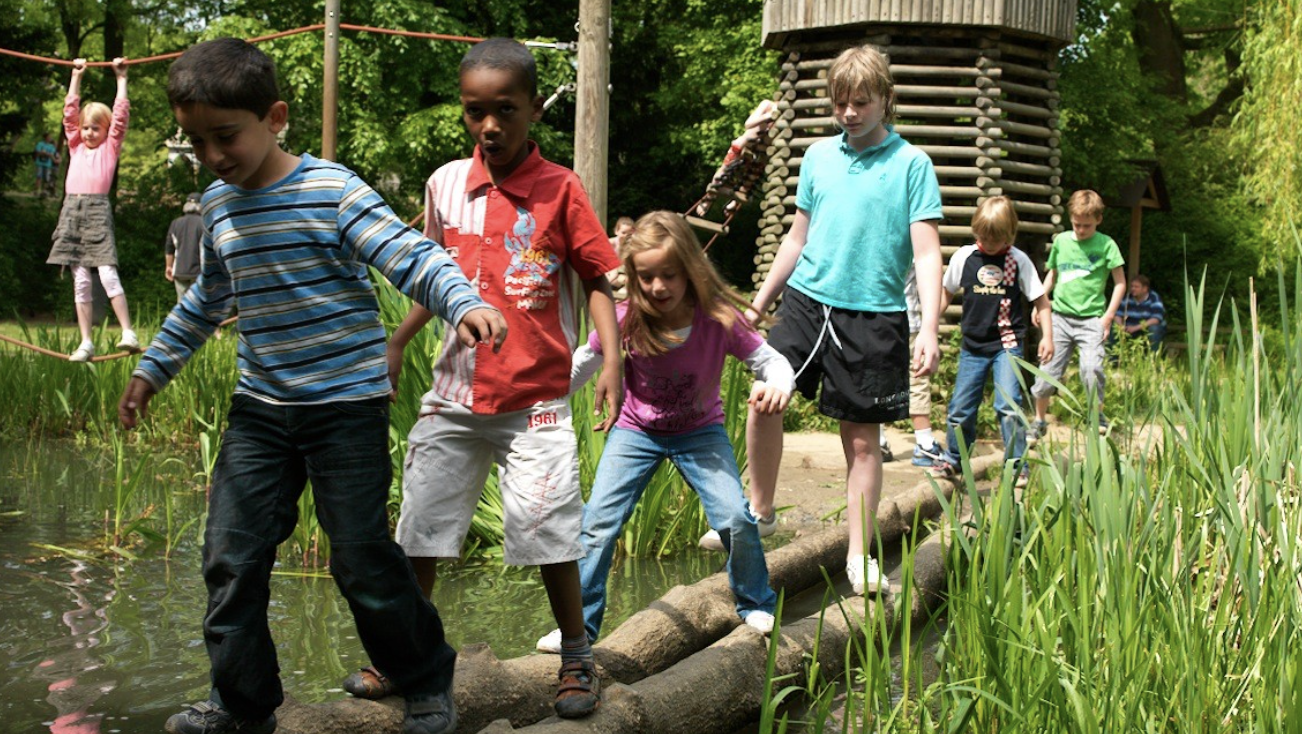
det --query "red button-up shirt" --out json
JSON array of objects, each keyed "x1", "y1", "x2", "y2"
[{"x1": 424, "y1": 143, "x2": 618, "y2": 414}]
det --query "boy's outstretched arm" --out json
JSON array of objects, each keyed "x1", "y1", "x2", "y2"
[
  {"x1": 118, "y1": 377, "x2": 156, "y2": 430},
  {"x1": 1101, "y1": 266, "x2": 1127, "y2": 343},
  {"x1": 748, "y1": 209, "x2": 810, "y2": 322},
  {"x1": 1033, "y1": 269, "x2": 1057, "y2": 327},
  {"x1": 1032, "y1": 294, "x2": 1054, "y2": 363},
  {"x1": 386, "y1": 305, "x2": 435, "y2": 401},
  {"x1": 582, "y1": 275, "x2": 622, "y2": 431},
  {"x1": 911, "y1": 220, "x2": 943, "y2": 377}
]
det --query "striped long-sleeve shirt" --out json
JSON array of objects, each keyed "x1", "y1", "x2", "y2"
[{"x1": 134, "y1": 154, "x2": 485, "y2": 403}]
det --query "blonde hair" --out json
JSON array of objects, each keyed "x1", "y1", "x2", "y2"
[
  {"x1": 620, "y1": 211, "x2": 756, "y2": 357},
  {"x1": 971, "y1": 196, "x2": 1019, "y2": 247},
  {"x1": 80, "y1": 101, "x2": 112, "y2": 130},
  {"x1": 827, "y1": 45, "x2": 896, "y2": 125},
  {"x1": 1067, "y1": 189, "x2": 1105, "y2": 220}
]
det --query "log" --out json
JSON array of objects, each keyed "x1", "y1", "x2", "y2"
[
  {"x1": 917, "y1": 145, "x2": 989, "y2": 159},
  {"x1": 993, "y1": 57, "x2": 1060, "y2": 82},
  {"x1": 897, "y1": 104, "x2": 986, "y2": 118},
  {"x1": 996, "y1": 178, "x2": 1058, "y2": 196},
  {"x1": 893, "y1": 124, "x2": 995, "y2": 139},
  {"x1": 933, "y1": 165, "x2": 985, "y2": 178},
  {"x1": 940, "y1": 185, "x2": 985, "y2": 198},
  {"x1": 994, "y1": 138, "x2": 1055, "y2": 158},
  {"x1": 982, "y1": 157, "x2": 1056, "y2": 177},
  {"x1": 997, "y1": 78, "x2": 1056, "y2": 100},
  {"x1": 896, "y1": 84, "x2": 985, "y2": 99},
  {"x1": 993, "y1": 119, "x2": 1057, "y2": 139},
  {"x1": 889, "y1": 64, "x2": 982, "y2": 78},
  {"x1": 1011, "y1": 200, "x2": 1061, "y2": 216},
  {"x1": 997, "y1": 99, "x2": 1057, "y2": 120}
]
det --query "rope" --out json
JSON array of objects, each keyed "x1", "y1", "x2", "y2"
[
  {"x1": 0, "y1": 319, "x2": 238, "y2": 362},
  {"x1": 0, "y1": 23, "x2": 572, "y2": 68},
  {"x1": 0, "y1": 332, "x2": 138, "y2": 362}
]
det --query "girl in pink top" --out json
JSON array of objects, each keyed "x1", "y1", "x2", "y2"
[
  {"x1": 46, "y1": 57, "x2": 137, "y2": 362},
  {"x1": 536, "y1": 211, "x2": 794, "y2": 652}
]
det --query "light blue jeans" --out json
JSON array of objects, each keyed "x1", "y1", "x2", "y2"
[
  {"x1": 944, "y1": 346, "x2": 1027, "y2": 467},
  {"x1": 579, "y1": 424, "x2": 777, "y2": 641}
]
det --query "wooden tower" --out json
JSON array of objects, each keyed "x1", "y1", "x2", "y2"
[{"x1": 755, "y1": 1, "x2": 1078, "y2": 330}]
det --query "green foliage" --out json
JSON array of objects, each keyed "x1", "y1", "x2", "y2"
[{"x1": 1234, "y1": 0, "x2": 1302, "y2": 261}]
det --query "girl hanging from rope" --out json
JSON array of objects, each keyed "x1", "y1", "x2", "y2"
[
  {"x1": 47, "y1": 57, "x2": 138, "y2": 361},
  {"x1": 536, "y1": 210, "x2": 791, "y2": 653}
]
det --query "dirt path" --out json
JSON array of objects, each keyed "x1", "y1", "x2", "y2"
[{"x1": 773, "y1": 425, "x2": 997, "y2": 536}]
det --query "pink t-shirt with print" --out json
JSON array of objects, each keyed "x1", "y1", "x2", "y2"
[
  {"x1": 63, "y1": 93, "x2": 129, "y2": 195},
  {"x1": 592, "y1": 302, "x2": 763, "y2": 435}
]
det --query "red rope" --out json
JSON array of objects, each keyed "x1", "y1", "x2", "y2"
[{"x1": 0, "y1": 23, "x2": 493, "y2": 67}]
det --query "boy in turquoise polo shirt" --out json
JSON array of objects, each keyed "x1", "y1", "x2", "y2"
[
  {"x1": 727, "y1": 44, "x2": 943, "y2": 594},
  {"x1": 1029, "y1": 189, "x2": 1126, "y2": 439}
]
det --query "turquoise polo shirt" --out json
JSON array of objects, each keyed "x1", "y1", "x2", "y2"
[{"x1": 789, "y1": 127, "x2": 942, "y2": 312}]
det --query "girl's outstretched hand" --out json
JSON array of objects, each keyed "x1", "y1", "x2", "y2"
[
  {"x1": 118, "y1": 377, "x2": 156, "y2": 429},
  {"x1": 748, "y1": 383, "x2": 789, "y2": 416},
  {"x1": 591, "y1": 370, "x2": 622, "y2": 431},
  {"x1": 72, "y1": 58, "x2": 87, "y2": 73},
  {"x1": 112, "y1": 57, "x2": 128, "y2": 78}
]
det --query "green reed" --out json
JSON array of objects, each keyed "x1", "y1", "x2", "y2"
[{"x1": 764, "y1": 267, "x2": 1302, "y2": 732}]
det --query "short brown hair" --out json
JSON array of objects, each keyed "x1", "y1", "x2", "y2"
[
  {"x1": 971, "y1": 196, "x2": 1019, "y2": 246},
  {"x1": 1067, "y1": 189, "x2": 1105, "y2": 220},
  {"x1": 827, "y1": 45, "x2": 896, "y2": 125},
  {"x1": 1131, "y1": 274, "x2": 1150, "y2": 288}
]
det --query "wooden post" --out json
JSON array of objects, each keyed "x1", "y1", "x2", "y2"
[
  {"x1": 574, "y1": 0, "x2": 610, "y2": 226},
  {"x1": 1128, "y1": 204, "x2": 1142, "y2": 279},
  {"x1": 321, "y1": 0, "x2": 341, "y2": 161}
]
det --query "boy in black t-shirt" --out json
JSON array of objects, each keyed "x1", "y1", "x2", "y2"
[{"x1": 933, "y1": 196, "x2": 1053, "y2": 487}]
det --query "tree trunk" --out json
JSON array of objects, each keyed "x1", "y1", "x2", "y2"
[
  {"x1": 1132, "y1": 0, "x2": 1186, "y2": 100},
  {"x1": 103, "y1": 0, "x2": 127, "y2": 61}
]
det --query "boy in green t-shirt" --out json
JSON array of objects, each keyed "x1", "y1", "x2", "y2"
[{"x1": 1029, "y1": 189, "x2": 1125, "y2": 441}]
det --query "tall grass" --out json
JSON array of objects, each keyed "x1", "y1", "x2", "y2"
[{"x1": 765, "y1": 267, "x2": 1302, "y2": 731}]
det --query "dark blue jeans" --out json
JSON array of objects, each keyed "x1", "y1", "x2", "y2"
[{"x1": 204, "y1": 395, "x2": 455, "y2": 719}]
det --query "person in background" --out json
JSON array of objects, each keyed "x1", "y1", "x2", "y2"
[
  {"x1": 34, "y1": 132, "x2": 58, "y2": 197},
  {"x1": 1113, "y1": 273, "x2": 1166, "y2": 353},
  {"x1": 46, "y1": 57, "x2": 138, "y2": 362},
  {"x1": 164, "y1": 192, "x2": 204, "y2": 302}
]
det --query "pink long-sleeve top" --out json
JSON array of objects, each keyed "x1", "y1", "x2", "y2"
[{"x1": 63, "y1": 92, "x2": 129, "y2": 195}]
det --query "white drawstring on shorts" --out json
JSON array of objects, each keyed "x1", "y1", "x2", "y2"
[{"x1": 791, "y1": 304, "x2": 842, "y2": 382}]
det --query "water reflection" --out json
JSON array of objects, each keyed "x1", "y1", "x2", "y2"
[
  {"x1": 38, "y1": 560, "x2": 114, "y2": 734},
  {"x1": 1, "y1": 439, "x2": 730, "y2": 730}
]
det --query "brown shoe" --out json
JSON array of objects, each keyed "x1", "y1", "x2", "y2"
[{"x1": 554, "y1": 659, "x2": 600, "y2": 718}]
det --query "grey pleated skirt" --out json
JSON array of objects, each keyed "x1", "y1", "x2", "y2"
[{"x1": 47, "y1": 194, "x2": 117, "y2": 267}]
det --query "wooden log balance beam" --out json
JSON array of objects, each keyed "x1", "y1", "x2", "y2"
[{"x1": 270, "y1": 451, "x2": 1006, "y2": 733}]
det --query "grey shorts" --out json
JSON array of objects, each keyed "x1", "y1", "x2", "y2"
[
  {"x1": 395, "y1": 396, "x2": 583, "y2": 566},
  {"x1": 48, "y1": 194, "x2": 117, "y2": 267}
]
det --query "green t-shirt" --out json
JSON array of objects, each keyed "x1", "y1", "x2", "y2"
[{"x1": 1046, "y1": 231, "x2": 1124, "y2": 317}]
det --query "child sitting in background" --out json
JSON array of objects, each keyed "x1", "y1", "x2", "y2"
[
  {"x1": 537, "y1": 210, "x2": 787, "y2": 652},
  {"x1": 46, "y1": 57, "x2": 138, "y2": 362},
  {"x1": 931, "y1": 197, "x2": 1052, "y2": 487}
]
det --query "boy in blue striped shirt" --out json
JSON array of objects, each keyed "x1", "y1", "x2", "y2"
[{"x1": 117, "y1": 38, "x2": 504, "y2": 734}]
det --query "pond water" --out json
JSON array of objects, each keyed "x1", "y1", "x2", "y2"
[{"x1": 0, "y1": 440, "x2": 724, "y2": 732}]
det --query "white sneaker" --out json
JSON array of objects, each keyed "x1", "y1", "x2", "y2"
[
  {"x1": 116, "y1": 330, "x2": 140, "y2": 351},
  {"x1": 699, "y1": 506, "x2": 777, "y2": 551},
  {"x1": 743, "y1": 610, "x2": 775, "y2": 636},
  {"x1": 68, "y1": 343, "x2": 94, "y2": 362},
  {"x1": 536, "y1": 628, "x2": 562, "y2": 654},
  {"x1": 845, "y1": 556, "x2": 883, "y2": 595}
]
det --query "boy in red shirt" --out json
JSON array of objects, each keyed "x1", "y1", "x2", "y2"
[{"x1": 345, "y1": 38, "x2": 621, "y2": 721}]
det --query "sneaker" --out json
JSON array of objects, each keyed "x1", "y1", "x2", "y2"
[
  {"x1": 699, "y1": 505, "x2": 776, "y2": 551},
  {"x1": 928, "y1": 461, "x2": 957, "y2": 480},
  {"x1": 845, "y1": 555, "x2": 883, "y2": 595},
  {"x1": 116, "y1": 330, "x2": 141, "y2": 351},
  {"x1": 68, "y1": 343, "x2": 94, "y2": 363},
  {"x1": 536, "y1": 628, "x2": 562, "y2": 654},
  {"x1": 342, "y1": 665, "x2": 399, "y2": 699},
  {"x1": 911, "y1": 442, "x2": 945, "y2": 467},
  {"x1": 403, "y1": 690, "x2": 457, "y2": 734},
  {"x1": 1097, "y1": 414, "x2": 1110, "y2": 436},
  {"x1": 164, "y1": 701, "x2": 275, "y2": 734},
  {"x1": 1014, "y1": 465, "x2": 1030, "y2": 489},
  {"x1": 554, "y1": 659, "x2": 601, "y2": 718},
  {"x1": 743, "y1": 610, "x2": 775, "y2": 635},
  {"x1": 1027, "y1": 420, "x2": 1050, "y2": 446},
  {"x1": 880, "y1": 438, "x2": 895, "y2": 463}
]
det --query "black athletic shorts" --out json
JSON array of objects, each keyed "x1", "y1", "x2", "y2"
[{"x1": 768, "y1": 288, "x2": 910, "y2": 424}]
